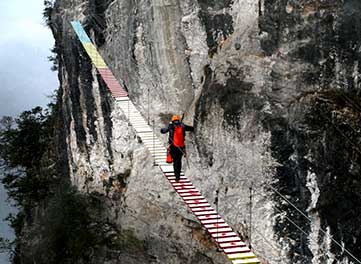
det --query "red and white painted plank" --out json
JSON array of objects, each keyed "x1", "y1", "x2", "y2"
[{"x1": 73, "y1": 22, "x2": 260, "y2": 262}]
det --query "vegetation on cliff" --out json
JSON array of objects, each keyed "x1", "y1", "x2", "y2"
[{"x1": 0, "y1": 101, "x2": 133, "y2": 263}]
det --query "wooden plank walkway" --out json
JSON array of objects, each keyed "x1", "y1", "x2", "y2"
[
  {"x1": 71, "y1": 21, "x2": 128, "y2": 98},
  {"x1": 71, "y1": 20, "x2": 260, "y2": 264}
]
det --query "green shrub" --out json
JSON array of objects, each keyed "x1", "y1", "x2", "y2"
[
  {"x1": 40, "y1": 183, "x2": 97, "y2": 263},
  {"x1": 43, "y1": 0, "x2": 55, "y2": 27},
  {"x1": 1, "y1": 107, "x2": 55, "y2": 207}
]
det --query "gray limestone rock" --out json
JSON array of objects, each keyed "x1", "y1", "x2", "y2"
[{"x1": 40, "y1": 0, "x2": 361, "y2": 263}]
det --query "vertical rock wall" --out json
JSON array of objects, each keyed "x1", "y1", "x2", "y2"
[{"x1": 50, "y1": 0, "x2": 361, "y2": 263}]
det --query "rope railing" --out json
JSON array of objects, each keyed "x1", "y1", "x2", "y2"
[
  {"x1": 264, "y1": 183, "x2": 361, "y2": 264},
  {"x1": 210, "y1": 165, "x2": 361, "y2": 264},
  {"x1": 71, "y1": 18, "x2": 361, "y2": 264}
]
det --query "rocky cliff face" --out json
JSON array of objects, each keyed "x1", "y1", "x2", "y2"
[{"x1": 48, "y1": 0, "x2": 361, "y2": 263}]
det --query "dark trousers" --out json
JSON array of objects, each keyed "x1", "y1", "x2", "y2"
[{"x1": 170, "y1": 146, "x2": 184, "y2": 180}]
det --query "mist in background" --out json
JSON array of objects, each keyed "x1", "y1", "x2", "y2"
[
  {"x1": 0, "y1": 1, "x2": 58, "y2": 262},
  {"x1": 0, "y1": 0, "x2": 58, "y2": 117}
]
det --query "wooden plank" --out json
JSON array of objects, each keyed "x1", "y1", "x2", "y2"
[
  {"x1": 139, "y1": 136, "x2": 160, "y2": 140},
  {"x1": 191, "y1": 206, "x2": 214, "y2": 212},
  {"x1": 227, "y1": 252, "x2": 256, "y2": 260},
  {"x1": 165, "y1": 172, "x2": 185, "y2": 176},
  {"x1": 176, "y1": 188, "x2": 198, "y2": 192},
  {"x1": 154, "y1": 160, "x2": 167, "y2": 164},
  {"x1": 200, "y1": 218, "x2": 226, "y2": 225},
  {"x1": 71, "y1": 21, "x2": 91, "y2": 43},
  {"x1": 176, "y1": 188, "x2": 197, "y2": 193},
  {"x1": 176, "y1": 186, "x2": 198, "y2": 191},
  {"x1": 219, "y1": 241, "x2": 247, "y2": 249},
  {"x1": 113, "y1": 93, "x2": 128, "y2": 97},
  {"x1": 133, "y1": 125, "x2": 152, "y2": 130},
  {"x1": 131, "y1": 122, "x2": 150, "y2": 126},
  {"x1": 133, "y1": 124, "x2": 150, "y2": 128},
  {"x1": 211, "y1": 232, "x2": 238, "y2": 238},
  {"x1": 194, "y1": 210, "x2": 218, "y2": 216},
  {"x1": 149, "y1": 150, "x2": 167, "y2": 154},
  {"x1": 134, "y1": 128, "x2": 153, "y2": 133},
  {"x1": 171, "y1": 182, "x2": 193, "y2": 187},
  {"x1": 127, "y1": 114, "x2": 144, "y2": 118},
  {"x1": 142, "y1": 140, "x2": 164, "y2": 145},
  {"x1": 151, "y1": 152, "x2": 167, "y2": 156},
  {"x1": 207, "y1": 227, "x2": 233, "y2": 233},
  {"x1": 149, "y1": 151, "x2": 168, "y2": 155},
  {"x1": 143, "y1": 142, "x2": 164, "y2": 146},
  {"x1": 182, "y1": 196, "x2": 205, "y2": 201},
  {"x1": 197, "y1": 214, "x2": 221, "y2": 220},
  {"x1": 160, "y1": 166, "x2": 177, "y2": 173},
  {"x1": 204, "y1": 223, "x2": 229, "y2": 229},
  {"x1": 232, "y1": 258, "x2": 260, "y2": 264},
  {"x1": 179, "y1": 193, "x2": 202, "y2": 198},
  {"x1": 131, "y1": 120, "x2": 148, "y2": 124},
  {"x1": 223, "y1": 246, "x2": 251, "y2": 254},
  {"x1": 167, "y1": 176, "x2": 187, "y2": 180},
  {"x1": 145, "y1": 146, "x2": 167, "y2": 150},
  {"x1": 169, "y1": 179, "x2": 191, "y2": 183},
  {"x1": 136, "y1": 131, "x2": 154, "y2": 134},
  {"x1": 126, "y1": 112, "x2": 142, "y2": 115},
  {"x1": 188, "y1": 203, "x2": 210, "y2": 208},
  {"x1": 153, "y1": 159, "x2": 167, "y2": 163},
  {"x1": 114, "y1": 98, "x2": 129, "y2": 102},
  {"x1": 153, "y1": 156, "x2": 167, "y2": 160},
  {"x1": 214, "y1": 236, "x2": 242, "y2": 243}
]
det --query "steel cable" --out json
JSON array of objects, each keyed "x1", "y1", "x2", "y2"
[{"x1": 71, "y1": 17, "x2": 361, "y2": 264}]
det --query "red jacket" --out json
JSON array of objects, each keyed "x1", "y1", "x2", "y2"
[{"x1": 160, "y1": 123, "x2": 194, "y2": 146}]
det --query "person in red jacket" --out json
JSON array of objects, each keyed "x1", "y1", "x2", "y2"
[{"x1": 160, "y1": 115, "x2": 194, "y2": 181}]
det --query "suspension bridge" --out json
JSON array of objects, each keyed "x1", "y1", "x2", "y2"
[
  {"x1": 70, "y1": 18, "x2": 361, "y2": 264},
  {"x1": 71, "y1": 20, "x2": 260, "y2": 264}
]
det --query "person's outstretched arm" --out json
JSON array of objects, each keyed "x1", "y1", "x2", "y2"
[
  {"x1": 184, "y1": 124, "x2": 194, "y2": 132},
  {"x1": 160, "y1": 125, "x2": 170, "y2": 134}
]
